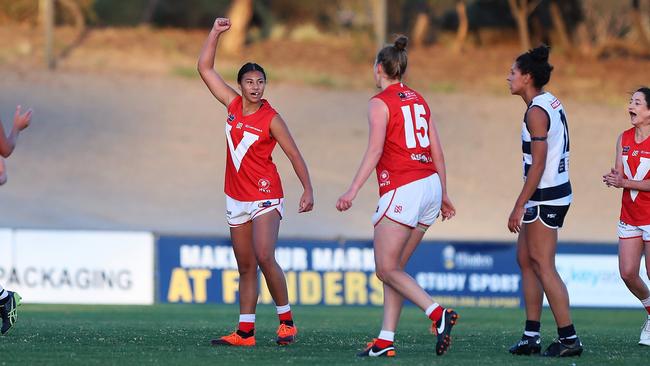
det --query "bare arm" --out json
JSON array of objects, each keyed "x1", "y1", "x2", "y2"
[
  {"x1": 604, "y1": 133, "x2": 650, "y2": 191},
  {"x1": 0, "y1": 159, "x2": 6, "y2": 185},
  {"x1": 336, "y1": 98, "x2": 388, "y2": 211},
  {"x1": 270, "y1": 115, "x2": 314, "y2": 213},
  {"x1": 428, "y1": 116, "x2": 456, "y2": 221},
  {"x1": 0, "y1": 105, "x2": 32, "y2": 158},
  {"x1": 197, "y1": 17, "x2": 239, "y2": 108},
  {"x1": 508, "y1": 106, "x2": 548, "y2": 233}
]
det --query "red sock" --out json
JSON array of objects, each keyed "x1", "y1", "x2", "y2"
[
  {"x1": 428, "y1": 306, "x2": 444, "y2": 323},
  {"x1": 238, "y1": 321, "x2": 255, "y2": 333},
  {"x1": 375, "y1": 338, "x2": 393, "y2": 348},
  {"x1": 279, "y1": 310, "x2": 293, "y2": 322},
  {"x1": 645, "y1": 306, "x2": 650, "y2": 315}
]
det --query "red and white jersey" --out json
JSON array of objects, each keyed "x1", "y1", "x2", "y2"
[
  {"x1": 224, "y1": 96, "x2": 283, "y2": 201},
  {"x1": 373, "y1": 83, "x2": 437, "y2": 196},
  {"x1": 620, "y1": 127, "x2": 650, "y2": 225}
]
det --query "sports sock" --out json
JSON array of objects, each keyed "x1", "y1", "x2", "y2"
[
  {"x1": 523, "y1": 320, "x2": 541, "y2": 337},
  {"x1": 238, "y1": 314, "x2": 255, "y2": 337},
  {"x1": 375, "y1": 330, "x2": 394, "y2": 348},
  {"x1": 641, "y1": 296, "x2": 650, "y2": 315},
  {"x1": 0, "y1": 288, "x2": 7, "y2": 304},
  {"x1": 558, "y1": 324, "x2": 577, "y2": 344},
  {"x1": 276, "y1": 304, "x2": 293, "y2": 326},
  {"x1": 425, "y1": 303, "x2": 443, "y2": 323}
]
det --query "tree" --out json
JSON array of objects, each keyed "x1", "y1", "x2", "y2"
[
  {"x1": 548, "y1": 0, "x2": 572, "y2": 55},
  {"x1": 507, "y1": 0, "x2": 541, "y2": 51},
  {"x1": 452, "y1": 1, "x2": 468, "y2": 54},
  {"x1": 221, "y1": 0, "x2": 253, "y2": 55},
  {"x1": 631, "y1": 0, "x2": 650, "y2": 49}
]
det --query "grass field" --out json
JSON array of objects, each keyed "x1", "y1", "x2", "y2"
[{"x1": 0, "y1": 304, "x2": 647, "y2": 365}]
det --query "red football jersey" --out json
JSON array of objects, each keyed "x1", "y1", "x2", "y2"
[
  {"x1": 620, "y1": 127, "x2": 650, "y2": 225},
  {"x1": 224, "y1": 96, "x2": 284, "y2": 201},
  {"x1": 373, "y1": 83, "x2": 437, "y2": 196}
]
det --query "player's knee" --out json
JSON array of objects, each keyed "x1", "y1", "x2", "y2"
[
  {"x1": 620, "y1": 267, "x2": 640, "y2": 283},
  {"x1": 254, "y1": 251, "x2": 277, "y2": 269},
  {"x1": 238, "y1": 261, "x2": 258, "y2": 277}
]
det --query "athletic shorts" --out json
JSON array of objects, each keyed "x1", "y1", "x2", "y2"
[
  {"x1": 617, "y1": 221, "x2": 650, "y2": 241},
  {"x1": 522, "y1": 204, "x2": 570, "y2": 229},
  {"x1": 226, "y1": 195, "x2": 284, "y2": 227},
  {"x1": 372, "y1": 173, "x2": 441, "y2": 229}
]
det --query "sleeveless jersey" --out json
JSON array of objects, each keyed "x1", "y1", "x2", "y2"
[
  {"x1": 521, "y1": 92, "x2": 572, "y2": 207},
  {"x1": 620, "y1": 127, "x2": 650, "y2": 225},
  {"x1": 373, "y1": 83, "x2": 437, "y2": 196},
  {"x1": 224, "y1": 95, "x2": 283, "y2": 201}
]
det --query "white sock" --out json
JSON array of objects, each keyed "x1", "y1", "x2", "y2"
[
  {"x1": 524, "y1": 331, "x2": 540, "y2": 337},
  {"x1": 378, "y1": 330, "x2": 395, "y2": 342},
  {"x1": 239, "y1": 314, "x2": 255, "y2": 323},
  {"x1": 276, "y1": 304, "x2": 291, "y2": 314},
  {"x1": 425, "y1": 303, "x2": 440, "y2": 317},
  {"x1": 641, "y1": 296, "x2": 650, "y2": 307}
]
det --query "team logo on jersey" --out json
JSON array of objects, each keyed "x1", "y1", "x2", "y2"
[
  {"x1": 397, "y1": 90, "x2": 417, "y2": 101},
  {"x1": 258, "y1": 178, "x2": 271, "y2": 193},
  {"x1": 258, "y1": 200, "x2": 273, "y2": 208},
  {"x1": 379, "y1": 170, "x2": 391, "y2": 187},
  {"x1": 623, "y1": 146, "x2": 630, "y2": 154},
  {"x1": 551, "y1": 98, "x2": 561, "y2": 109},
  {"x1": 228, "y1": 114, "x2": 235, "y2": 122}
]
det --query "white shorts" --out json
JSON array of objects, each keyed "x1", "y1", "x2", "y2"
[
  {"x1": 618, "y1": 221, "x2": 650, "y2": 241},
  {"x1": 372, "y1": 173, "x2": 442, "y2": 229},
  {"x1": 226, "y1": 195, "x2": 284, "y2": 227}
]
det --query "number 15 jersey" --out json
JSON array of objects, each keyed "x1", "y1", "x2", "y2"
[{"x1": 373, "y1": 83, "x2": 437, "y2": 196}]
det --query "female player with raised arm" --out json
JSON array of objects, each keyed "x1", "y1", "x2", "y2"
[
  {"x1": 603, "y1": 87, "x2": 650, "y2": 346},
  {"x1": 0, "y1": 104, "x2": 32, "y2": 335},
  {"x1": 506, "y1": 45, "x2": 582, "y2": 357},
  {"x1": 198, "y1": 17, "x2": 313, "y2": 347},
  {"x1": 336, "y1": 35, "x2": 458, "y2": 357}
]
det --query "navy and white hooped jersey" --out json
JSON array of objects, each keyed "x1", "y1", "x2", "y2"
[{"x1": 521, "y1": 92, "x2": 572, "y2": 207}]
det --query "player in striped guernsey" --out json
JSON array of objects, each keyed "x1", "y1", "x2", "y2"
[
  {"x1": 603, "y1": 87, "x2": 650, "y2": 346},
  {"x1": 0, "y1": 104, "x2": 32, "y2": 335},
  {"x1": 506, "y1": 45, "x2": 582, "y2": 357}
]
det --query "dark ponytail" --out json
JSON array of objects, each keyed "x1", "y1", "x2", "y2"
[
  {"x1": 516, "y1": 44, "x2": 553, "y2": 89},
  {"x1": 376, "y1": 35, "x2": 409, "y2": 80}
]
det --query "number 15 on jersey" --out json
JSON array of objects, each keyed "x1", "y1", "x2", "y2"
[{"x1": 401, "y1": 103, "x2": 430, "y2": 149}]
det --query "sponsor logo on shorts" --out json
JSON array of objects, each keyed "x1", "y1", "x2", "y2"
[
  {"x1": 226, "y1": 210, "x2": 232, "y2": 215},
  {"x1": 546, "y1": 213, "x2": 557, "y2": 219},
  {"x1": 258, "y1": 178, "x2": 271, "y2": 193},
  {"x1": 393, "y1": 205, "x2": 402, "y2": 214},
  {"x1": 258, "y1": 200, "x2": 273, "y2": 208}
]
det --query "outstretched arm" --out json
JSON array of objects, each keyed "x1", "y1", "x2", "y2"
[
  {"x1": 197, "y1": 17, "x2": 239, "y2": 108},
  {"x1": 0, "y1": 105, "x2": 32, "y2": 158},
  {"x1": 270, "y1": 115, "x2": 314, "y2": 213},
  {"x1": 428, "y1": 116, "x2": 455, "y2": 221},
  {"x1": 336, "y1": 98, "x2": 388, "y2": 212}
]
